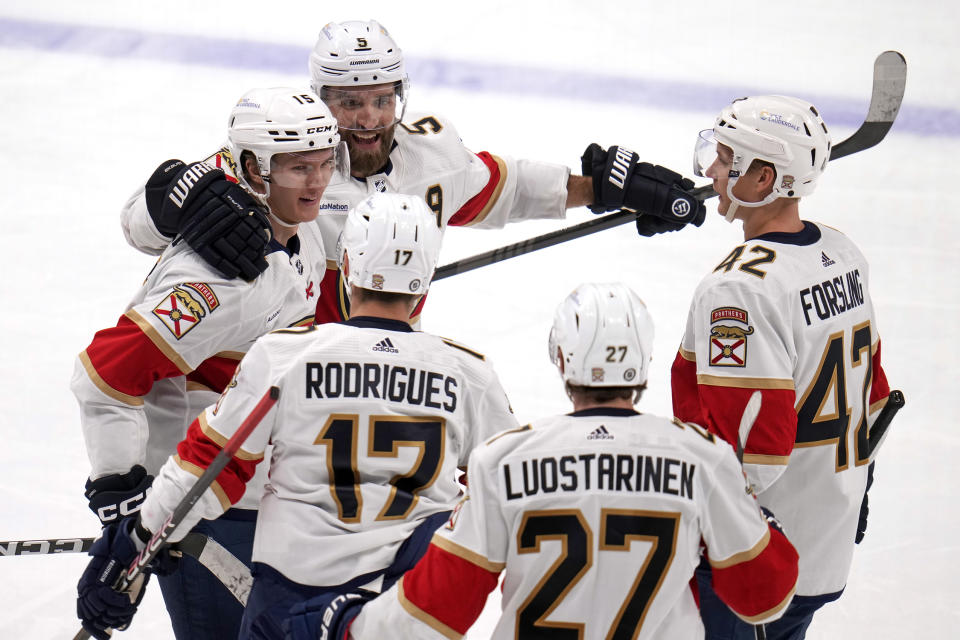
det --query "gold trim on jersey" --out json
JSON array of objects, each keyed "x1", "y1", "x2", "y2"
[
  {"x1": 869, "y1": 395, "x2": 887, "y2": 415},
  {"x1": 440, "y1": 338, "x2": 485, "y2": 360},
  {"x1": 462, "y1": 154, "x2": 508, "y2": 227},
  {"x1": 677, "y1": 346, "x2": 696, "y2": 362},
  {"x1": 186, "y1": 381, "x2": 212, "y2": 393},
  {"x1": 485, "y1": 424, "x2": 532, "y2": 446},
  {"x1": 214, "y1": 351, "x2": 244, "y2": 361},
  {"x1": 197, "y1": 412, "x2": 262, "y2": 461},
  {"x1": 78, "y1": 350, "x2": 144, "y2": 407},
  {"x1": 125, "y1": 309, "x2": 193, "y2": 375},
  {"x1": 709, "y1": 528, "x2": 770, "y2": 569},
  {"x1": 696, "y1": 374, "x2": 794, "y2": 390},
  {"x1": 739, "y1": 584, "x2": 797, "y2": 624},
  {"x1": 173, "y1": 454, "x2": 231, "y2": 512},
  {"x1": 431, "y1": 534, "x2": 506, "y2": 573},
  {"x1": 368, "y1": 415, "x2": 446, "y2": 521},
  {"x1": 397, "y1": 577, "x2": 464, "y2": 640},
  {"x1": 742, "y1": 453, "x2": 790, "y2": 465}
]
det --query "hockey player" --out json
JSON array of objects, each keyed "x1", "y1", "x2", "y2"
[
  {"x1": 672, "y1": 95, "x2": 893, "y2": 639},
  {"x1": 72, "y1": 87, "x2": 341, "y2": 640},
  {"x1": 76, "y1": 192, "x2": 521, "y2": 640},
  {"x1": 119, "y1": 19, "x2": 707, "y2": 326},
  {"x1": 300, "y1": 283, "x2": 800, "y2": 640}
]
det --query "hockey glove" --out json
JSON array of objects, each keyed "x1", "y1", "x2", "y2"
[
  {"x1": 76, "y1": 520, "x2": 150, "y2": 640},
  {"x1": 581, "y1": 143, "x2": 706, "y2": 236},
  {"x1": 760, "y1": 506, "x2": 786, "y2": 536},
  {"x1": 144, "y1": 159, "x2": 271, "y2": 281},
  {"x1": 283, "y1": 589, "x2": 376, "y2": 640},
  {"x1": 856, "y1": 461, "x2": 875, "y2": 544},
  {"x1": 85, "y1": 465, "x2": 153, "y2": 526}
]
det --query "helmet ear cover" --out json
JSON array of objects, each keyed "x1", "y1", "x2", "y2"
[{"x1": 548, "y1": 283, "x2": 655, "y2": 389}]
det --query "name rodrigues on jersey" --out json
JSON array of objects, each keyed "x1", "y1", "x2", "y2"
[
  {"x1": 502, "y1": 453, "x2": 696, "y2": 501},
  {"x1": 799, "y1": 268, "x2": 864, "y2": 326},
  {"x1": 305, "y1": 362, "x2": 458, "y2": 413}
]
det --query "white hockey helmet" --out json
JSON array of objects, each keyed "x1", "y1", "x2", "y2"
[
  {"x1": 227, "y1": 87, "x2": 344, "y2": 195},
  {"x1": 309, "y1": 20, "x2": 409, "y2": 129},
  {"x1": 337, "y1": 192, "x2": 442, "y2": 296},
  {"x1": 548, "y1": 283, "x2": 655, "y2": 388},
  {"x1": 694, "y1": 95, "x2": 832, "y2": 217}
]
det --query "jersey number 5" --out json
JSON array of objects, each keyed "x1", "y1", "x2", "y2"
[
  {"x1": 517, "y1": 508, "x2": 680, "y2": 639},
  {"x1": 315, "y1": 414, "x2": 446, "y2": 522}
]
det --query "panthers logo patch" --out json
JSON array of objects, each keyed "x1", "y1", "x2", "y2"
[{"x1": 709, "y1": 307, "x2": 754, "y2": 367}]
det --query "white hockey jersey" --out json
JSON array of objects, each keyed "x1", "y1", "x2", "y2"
[
  {"x1": 671, "y1": 221, "x2": 891, "y2": 596},
  {"x1": 139, "y1": 318, "x2": 519, "y2": 587},
  {"x1": 71, "y1": 230, "x2": 323, "y2": 510},
  {"x1": 350, "y1": 408, "x2": 799, "y2": 640},
  {"x1": 120, "y1": 111, "x2": 571, "y2": 324}
]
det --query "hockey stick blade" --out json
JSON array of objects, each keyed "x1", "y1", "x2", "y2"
[
  {"x1": 692, "y1": 50, "x2": 906, "y2": 201},
  {"x1": 736, "y1": 391, "x2": 763, "y2": 464},
  {"x1": 868, "y1": 389, "x2": 905, "y2": 459},
  {"x1": 73, "y1": 386, "x2": 279, "y2": 640}
]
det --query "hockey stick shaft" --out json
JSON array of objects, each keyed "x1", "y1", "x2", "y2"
[
  {"x1": 434, "y1": 51, "x2": 905, "y2": 280},
  {"x1": 73, "y1": 386, "x2": 279, "y2": 640},
  {"x1": 0, "y1": 537, "x2": 93, "y2": 556},
  {"x1": 868, "y1": 389, "x2": 905, "y2": 457}
]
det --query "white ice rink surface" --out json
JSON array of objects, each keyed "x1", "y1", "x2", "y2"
[{"x1": 1, "y1": 0, "x2": 957, "y2": 637}]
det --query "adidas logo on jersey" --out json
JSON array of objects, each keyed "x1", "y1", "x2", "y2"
[
  {"x1": 372, "y1": 337, "x2": 399, "y2": 353},
  {"x1": 587, "y1": 425, "x2": 614, "y2": 440},
  {"x1": 821, "y1": 251, "x2": 836, "y2": 267}
]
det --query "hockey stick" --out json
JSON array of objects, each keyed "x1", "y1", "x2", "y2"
[
  {"x1": 867, "y1": 389, "x2": 905, "y2": 458},
  {"x1": 0, "y1": 533, "x2": 253, "y2": 603},
  {"x1": 73, "y1": 386, "x2": 279, "y2": 640},
  {"x1": 433, "y1": 51, "x2": 906, "y2": 281},
  {"x1": 736, "y1": 390, "x2": 763, "y2": 465}
]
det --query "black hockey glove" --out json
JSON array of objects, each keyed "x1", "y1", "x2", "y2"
[
  {"x1": 84, "y1": 465, "x2": 153, "y2": 526},
  {"x1": 144, "y1": 159, "x2": 271, "y2": 281},
  {"x1": 760, "y1": 506, "x2": 786, "y2": 536},
  {"x1": 283, "y1": 589, "x2": 375, "y2": 640},
  {"x1": 581, "y1": 143, "x2": 706, "y2": 237},
  {"x1": 856, "y1": 461, "x2": 875, "y2": 544},
  {"x1": 76, "y1": 520, "x2": 149, "y2": 640}
]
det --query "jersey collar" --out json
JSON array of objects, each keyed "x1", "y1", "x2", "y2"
[
  {"x1": 568, "y1": 407, "x2": 641, "y2": 418},
  {"x1": 342, "y1": 316, "x2": 414, "y2": 332},
  {"x1": 752, "y1": 220, "x2": 821, "y2": 246}
]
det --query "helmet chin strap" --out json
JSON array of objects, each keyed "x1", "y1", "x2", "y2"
[{"x1": 724, "y1": 178, "x2": 780, "y2": 222}]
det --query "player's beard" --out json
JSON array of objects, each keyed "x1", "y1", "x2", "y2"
[{"x1": 344, "y1": 124, "x2": 397, "y2": 177}]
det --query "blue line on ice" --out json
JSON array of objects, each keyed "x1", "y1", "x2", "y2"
[{"x1": 2, "y1": 16, "x2": 955, "y2": 137}]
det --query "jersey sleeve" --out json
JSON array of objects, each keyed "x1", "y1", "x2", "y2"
[
  {"x1": 459, "y1": 365, "x2": 519, "y2": 465},
  {"x1": 138, "y1": 337, "x2": 279, "y2": 541},
  {"x1": 350, "y1": 445, "x2": 507, "y2": 639},
  {"x1": 672, "y1": 278, "x2": 797, "y2": 493},
  {"x1": 72, "y1": 269, "x2": 261, "y2": 479},
  {"x1": 700, "y1": 449, "x2": 798, "y2": 624}
]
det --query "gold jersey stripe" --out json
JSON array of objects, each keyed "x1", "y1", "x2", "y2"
[
  {"x1": 78, "y1": 350, "x2": 144, "y2": 407},
  {"x1": 440, "y1": 339, "x2": 485, "y2": 361},
  {"x1": 125, "y1": 309, "x2": 192, "y2": 375},
  {"x1": 696, "y1": 374, "x2": 795, "y2": 390},
  {"x1": 709, "y1": 528, "x2": 770, "y2": 569},
  {"x1": 743, "y1": 453, "x2": 790, "y2": 465},
  {"x1": 869, "y1": 395, "x2": 888, "y2": 415},
  {"x1": 186, "y1": 381, "x2": 212, "y2": 393},
  {"x1": 197, "y1": 412, "x2": 263, "y2": 461},
  {"x1": 431, "y1": 534, "x2": 506, "y2": 573},
  {"x1": 214, "y1": 351, "x2": 245, "y2": 361},
  {"x1": 677, "y1": 346, "x2": 696, "y2": 362},
  {"x1": 398, "y1": 577, "x2": 464, "y2": 640},
  {"x1": 462, "y1": 154, "x2": 508, "y2": 227},
  {"x1": 174, "y1": 455, "x2": 231, "y2": 512}
]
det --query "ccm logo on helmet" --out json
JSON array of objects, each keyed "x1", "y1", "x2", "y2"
[{"x1": 307, "y1": 125, "x2": 334, "y2": 134}]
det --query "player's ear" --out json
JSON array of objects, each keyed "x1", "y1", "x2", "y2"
[
  {"x1": 342, "y1": 253, "x2": 350, "y2": 279},
  {"x1": 243, "y1": 155, "x2": 267, "y2": 194}
]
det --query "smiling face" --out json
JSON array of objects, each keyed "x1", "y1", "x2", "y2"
[
  {"x1": 321, "y1": 83, "x2": 402, "y2": 177},
  {"x1": 264, "y1": 148, "x2": 337, "y2": 225}
]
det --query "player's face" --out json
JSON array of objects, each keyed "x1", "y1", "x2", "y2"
[
  {"x1": 705, "y1": 143, "x2": 736, "y2": 216},
  {"x1": 266, "y1": 149, "x2": 336, "y2": 224},
  {"x1": 322, "y1": 83, "x2": 401, "y2": 178}
]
